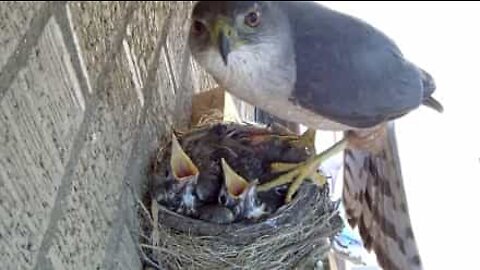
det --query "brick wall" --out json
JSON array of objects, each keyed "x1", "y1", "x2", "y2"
[{"x1": 0, "y1": 2, "x2": 217, "y2": 269}]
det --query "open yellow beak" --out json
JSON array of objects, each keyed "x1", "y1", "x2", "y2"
[
  {"x1": 170, "y1": 133, "x2": 199, "y2": 181},
  {"x1": 221, "y1": 158, "x2": 249, "y2": 198}
]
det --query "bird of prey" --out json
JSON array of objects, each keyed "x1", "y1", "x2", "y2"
[{"x1": 188, "y1": 2, "x2": 443, "y2": 269}]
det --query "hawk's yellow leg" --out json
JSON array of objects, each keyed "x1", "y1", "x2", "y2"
[
  {"x1": 258, "y1": 138, "x2": 348, "y2": 203},
  {"x1": 270, "y1": 162, "x2": 327, "y2": 187}
]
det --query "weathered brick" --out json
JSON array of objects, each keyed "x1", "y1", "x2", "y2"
[
  {"x1": 0, "y1": 16, "x2": 85, "y2": 269},
  {"x1": 1, "y1": 2, "x2": 220, "y2": 269},
  {"x1": 134, "y1": 48, "x2": 200, "y2": 196},
  {"x1": 110, "y1": 226, "x2": 142, "y2": 270},
  {"x1": 67, "y1": 1, "x2": 130, "y2": 87},
  {"x1": 45, "y1": 47, "x2": 142, "y2": 269},
  {"x1": 164, "y1": 1, "x2": 196, "y2": 91},
  {"x1": 123, "y1": 2, "x2": 171, "y2": 85},
  {"x1": 139, "y1": 17, "x2": 217, "y2": 177},
  {"x1": 0, "y1": 2, "x2": 45, "y2": 71}
]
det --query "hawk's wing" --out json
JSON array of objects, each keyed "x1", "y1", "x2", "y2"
[{"x1": 343, "y1": 122, "x2": 423, "y2": 270}]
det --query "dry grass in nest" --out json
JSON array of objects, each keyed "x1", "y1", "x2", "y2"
[{"x1": 139, "y1": 116, "x2": 344, "y2": 270}]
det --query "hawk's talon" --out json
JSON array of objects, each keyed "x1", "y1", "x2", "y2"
[
  {"x1": 258, "y1": 138, "x2": 347, "y2": 203},
  {"x1": 311, "y1": 171, "x2": 327, "y2": 187},
  {"x1": 258, "y1": 165, "x2": 302, "y2": 191},
  {"x1": 270, "y1": 162, "x2": 326, "y2": 187},
  {"x1": 285, "y1": 174, "x2": 304, "y2": 203}
]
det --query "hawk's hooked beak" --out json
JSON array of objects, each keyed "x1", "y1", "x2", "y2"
[
  {"x1": 221, "y1": 158, "x2": 249, "y2": 198},
  {"x1": 218, "y1": 31, "x2": 230, "y2": 65},
  {"x1": 170, "y1": 133, "x2": 199, "y2": 182},
  {"x1": 212, "y1": 18, "x2": 235, "y2": 66}
]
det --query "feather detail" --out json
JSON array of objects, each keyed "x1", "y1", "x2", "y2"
[{"x1": 343, "y1": 122, "x2": 423, "y2": 270}]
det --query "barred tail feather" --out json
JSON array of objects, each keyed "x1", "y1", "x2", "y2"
[{"x1": 342, "y1": 122, "x2": 423, "y2": 270}]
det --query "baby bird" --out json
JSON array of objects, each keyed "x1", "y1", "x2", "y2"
[
  {"x1": 218, "y1": 158, "x2": 267, "y2": 222},
  {"x1": 154, "y1": 133, "x2": 200, "y2": 216},
  {"x1": 151, "y1": 123, "x2": 320, "y2": 222}
]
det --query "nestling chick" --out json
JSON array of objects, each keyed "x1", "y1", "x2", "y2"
[
  {"x1": 218, "y1": 158, "x2": 267, "y2": 222},
  {"x1": 154, "y1": 134, "x2": 200, "y2": 216}
]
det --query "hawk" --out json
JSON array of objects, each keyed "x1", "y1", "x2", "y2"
[{"x1": 188, "y1": 2, "x2": 443, "y2": 269}]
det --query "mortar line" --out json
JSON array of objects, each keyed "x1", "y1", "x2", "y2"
[
  {"x1": 54, "y1": 2, "x2": 112, "y2": 225},
  {"x1": 0, "y1": 2, "x2": 65, "y2": 103},
  {"x1": 128, "y1": 19, "x2": 196, "y2": 270},
  {"x1": 33, "y1": 3, "x2": 139, "y2": 269},
  {"x1": 52, "y1": 4, "x2": 93, "y2": 99},
  {"x1": 101, "y1": 11, "x2": 173, "y2": 270},
  {"x1": 123, "y1": 37, "x2": 197, "y2": 270},
  {"x1": 163, "y1": 41, "x2": 179, "y2": 95}
]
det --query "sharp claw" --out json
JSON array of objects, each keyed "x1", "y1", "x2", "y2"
[
  {"x1": 268, "y1": 166, "x2": 327, "y2": 202},
  {"x1": 285, "y1": 177, "x2": 302, "y2": 203},
  {"x1": 311, "y1": 171, "x2": 327, "y2": 187},
  {"x1": 288, "y1": 161, "x2": 322, "y2": 201},
  {"x1": 259, "y1": 138, "x2": 348, "y2": 203},
  {"x1": 170, "y1": 133, "x2": 199, "y2": 181},
  {"x1": 221, "y1": 158, "x2": 249, "y2": 198}
]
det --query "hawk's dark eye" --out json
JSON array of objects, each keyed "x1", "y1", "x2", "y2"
[
  {"x1": 244, "y1": 11, "x2": 260, "y2": 27},
  {"x1": 192, "y1": 20, "x2": 206, "y2": 36}
]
